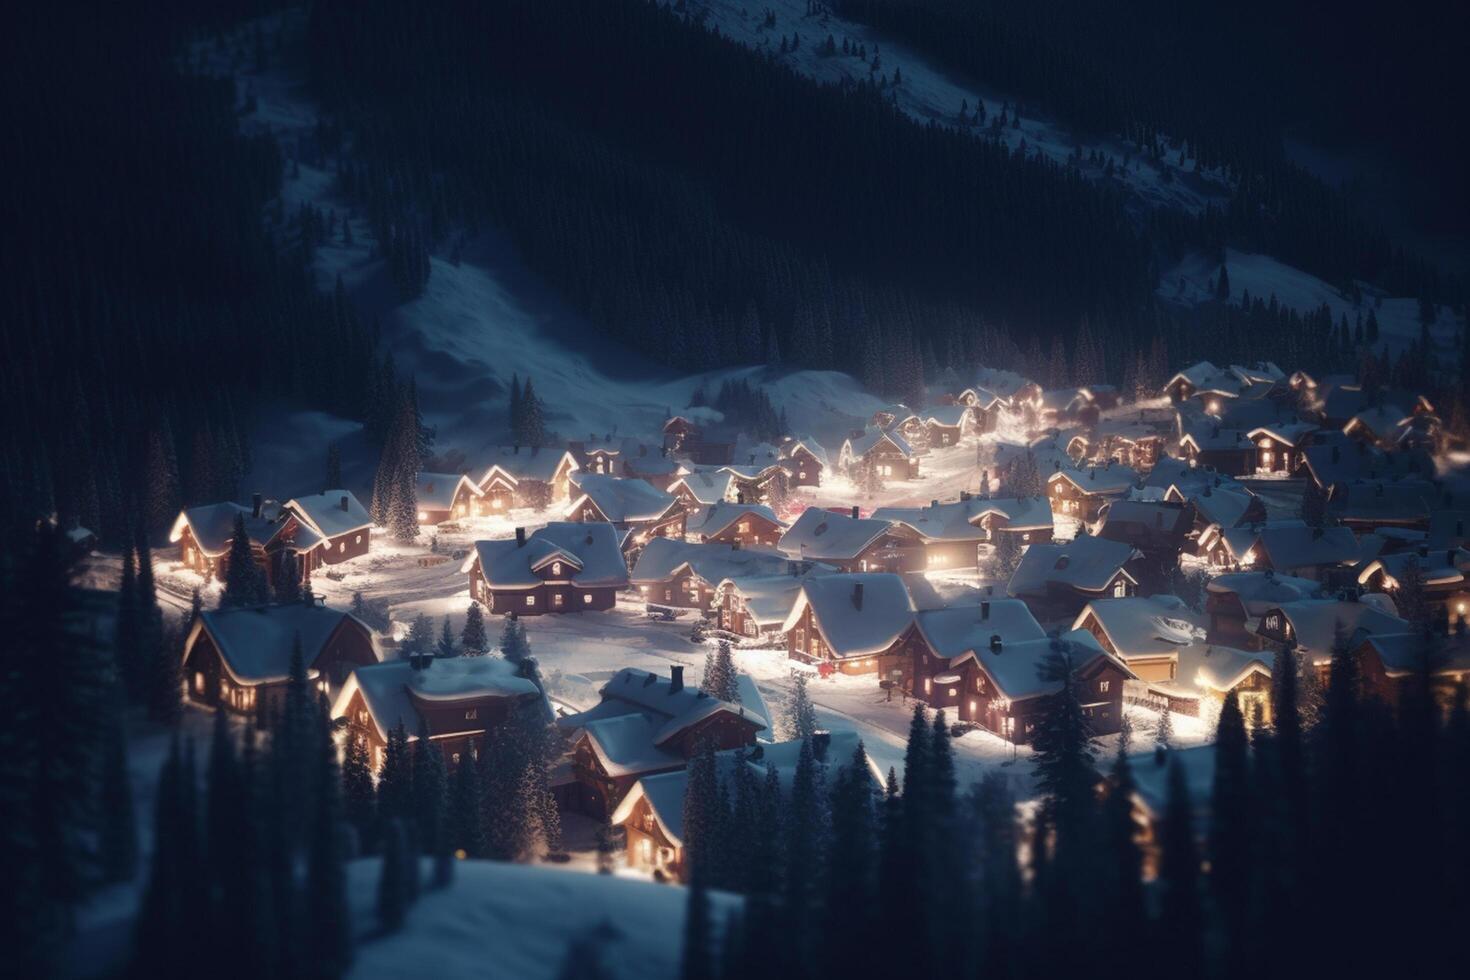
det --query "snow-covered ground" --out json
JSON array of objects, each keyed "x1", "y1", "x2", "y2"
[{"x1": 1160, "y1": 246, "x2": 1464, "y2": 361}]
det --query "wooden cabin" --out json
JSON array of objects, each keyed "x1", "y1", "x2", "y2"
[
  {"x1": 282, "y1": 490, "x2": 372, "y2": 567},
  {"x1": 1007, "y1": 535, "x2": 1139, "y2": 621},
  {"x1": 838, "y1": 428, "x2": 919, "y2": 480},
  {"x1": 182, "y1": 598, "x2": 378, "y2": 720},
  {"x1": 1046, "y1": 466, "x2": 1138, "y2": 525},
  {"x1": 778, "y1": 506, "x2": 925, "y2": 573},
  {"x1": 686, "y1": 502, "x2": 786, "y2": 549},
  {"x1": 169, "y1": 497, "x2": 302, "y2": 586},
  {"x1": 461, "y1": 523, "x2": 629, "y2": 615},
  {"x1": 782, "y1": 573, "x2": 917, "y2": 676},
  {"x1": 415, "y1": 473, "x2": 484, "y2": 525},
  {"x1": 778, "y1": 436, "x2": 828, "y2": 487},
  {"x1": 477, "y1": 446, "x2": 580, "y2": 511},
  {"x1": 333, "y1": 655, "x2": 543, "y2": 772},
  {"x1": 1247, "y1": 424, "x2": 1317, "y2": 474},
  {"x1": 567, "y1": 473, "x2": 686, "y2": 552}
]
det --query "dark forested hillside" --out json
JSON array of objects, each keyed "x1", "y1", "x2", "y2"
[
  {"x1": 835, "y1": 0, "x2": 1461, "y2": 300},
  {"x1": 0, "y1": 4, "x2": 380, "y2": 545},
  {"x1": 307, "y1": 0, "x2": 1159, "y2": 391}
]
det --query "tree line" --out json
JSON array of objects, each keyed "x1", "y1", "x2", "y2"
[{"x1": 671, "y1": 631, "x2": 1470, "y2": 980}]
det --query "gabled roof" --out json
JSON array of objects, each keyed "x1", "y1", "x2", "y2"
[
  {"x1": 914, "y1": 600, "x2": 1046, "y2": 662},
  {"x1": 1185, "y1": 484, "x2": 1261, "y2": 528},
  {"x1": 1177, "y1": 643, "x2": 1272, "y2": 694},
  {"x1": 779, "y1": 435, "x2": 829, "y2": 469},
  {"x1": 283, "y1": 490, "x2": 372, "y2": 539},
  {"x1": 923, "y1": 404, "x2": 972, "y2": 427},
  {"x1": 1072, "y1": 595, "x2": 1202, "y2": 659},
  {"x1": 461, "y1": 522, "x2": 629, "y2": 589},
  {"x1": 1359, "y1": 632, "x2": 1470, "y2": 678},
  {"x1": 669, "y1": 469, "x2": 736, "y2": 505},
  {"x1": 191, "y1": 602, "x2": 375, "y2": 686},
  {"x1": 611, "y1": 732, "x2": 880, "y2": 847},
  {"x1": 1345, "y1": 406, "x2": 1412, "y2": 440},
  {"x1": 1246, "y1": 422, "x2": 1318, "y2": 448},
  {"x1": 972, "y1": 496, "x2": 1056, "y2": 531},
  {"x1": 477, "y1": 446, "x2": 579, "y2": 486},
  {"x1": 872, "y1": 499, "x2": 988, "y2": 544},
  {"x1": 1356, "y1": 550, "x2": 1468, "y2": 590},
  {"x1": 1205, "y1": 570, "x2": 1321, "y2": 613},
  {"x1": 1007, "y1": 535, "x2": 1138, "y2": 598},
  {"x1": 1047, "y1": 466, "x2": 1139, "y2": 496},
  {"x1": 169, "y1": 501, "x2": 282, "y2": 557},
  {"x1": 1264, "y1": 599, "x2": 1408, "y2": 664},
  {"x1": 1096, "y1": 500, "x2": 1193, "y2": 545},
  {"x1": 416, "y1": 473, "x2": 482, "y2": 510},
  {"x1": 781, "y1": 573, "x2": 915, "y2": 658},
  {"x1": 630, "y1": 537, "x2": 795, "y2": 587},
  {"x1": 843, "y1": 427, "x2": 915, "y2": 460},
  {"x1": 557, "y1": 667, "x2": 766, "y2": 753},
  {"x1": 333, "y1": 655, "x2": 539, "y2": 743},
  {"x1": 1327, "y1": 480, "x2": 1435, "y2": 524},
  {"x1": 1179, "y1": 428, "x2": 1252, "y2": 453},
  {"x1": 686, "y1": 501, "x2": 784, "y2": 539},
  {"x1": 778, "y1": 507, "x2": 894, "y2": 561},
  {"x1": 567, "y1": 473, "x2": 678, "y2": 523},
  {"x1": 1167, "y1": 361, "x2": 1224, "y2": 390},
  {"x1": 972, "y1": 629, "x2": 1134, "y2": 702},
  {"x1": 717, "y1": 565, "x2": 835, "y2": 628},
  {"x1": 1254, "y1": 525, "x2": 1359, "y2": 570}
]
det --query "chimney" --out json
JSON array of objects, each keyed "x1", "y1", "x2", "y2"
[
  {"x1": 515, "y1": 527, "x2": 527, "y2": 548},
  {"x1": 850, "y1": 505, "x2": 860, "y2": 520},
  {"x1": 960, "y1": 490, "x2": 971, "y2": 502},
  {"x1": 252, "y1": 492, "x2": 263, "y2": 518},
  {"x1": 931, "y1": 499, "x2": 940, "y2": 509},
  {"x1": 981, "y1": 600, "x2": 991, "y2": 621},
  {"x1": 811, "y1": 731, "x2": 831, "y2": 761},
  {"x1": 852, "y1": 582, "x2": 865, "y2": 611},
  {"x1": 669, "y1": 665, "x2": 684, "y2": 693},
  {"x1": 339, "y1": 495, "x2": 350, "y2": 512},
  {"x1": 990, "y1": 634, "x2": 1002, "y2": 654}
]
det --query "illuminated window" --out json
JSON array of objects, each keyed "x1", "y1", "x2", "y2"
[
  {"x1": 948, "y1": 688, "x2": 958, "y2": 697},
  {"x1": 452, "y1": 752, "x2": 461, "y2": 765},
  {"x1": 1099, "y1": 680, "x2": 1110, "y2": 694},
  {"x1": 465, "y1": 708, "x2": 478, "y2": 721},
  {"x1": 417, "y1": 511, "x2": 428, "y2": 521},
  {"x1": 583, "y1": 594, "x2": 593, "y2": 605},
  {"x1": 1113, "y1": 579, "x2": 1127, "y2": 597},
  {"x1": 640, "y1": 839, "x2": 653, "y2": 864},
  {"x1": 194, "y1": 672, "x2": 205, "y2": 694},
  {"x1": 526, "y1": 595, "x2": 536, "y2": 607},
  {"x1": 339, "y1": 542, "x2": 346, "y2": 553},
  {"x1": 552, "y1": 561, "x2": 562, "y2": 576},
  {"x1": 553, "y1": 593, "x2": 564, "y2": 608}
]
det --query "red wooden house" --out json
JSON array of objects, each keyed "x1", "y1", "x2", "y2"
[
  {"x1": 778, "y1": 506, "x2": 925, "y2": 573},
  {"x1": 566, "y1": 472, "x2": 686, "y2": 552},
  {"x1": 461, "y1": 523, "x2": 630, "y2": 615},
  {"x1": 781, "y1": 573, "x2": 918, "y2": 676},
  {"x1": 686, "y1": 501, "x2": 786, "y2": 549},
  {"x1": 414, "y1": 473, "x2": 485, "y2": 525}
]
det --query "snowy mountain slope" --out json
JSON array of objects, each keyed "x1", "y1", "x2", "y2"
[
  {"x1": 223, "y1": 25, "x2": 885, "y2": 493},
  {"x1": 695, "y1": 0, "x2": 1229, "y2": 216},
  {"x1": 1160, "y1": 246, "x2": 1463, "y2": 361}
]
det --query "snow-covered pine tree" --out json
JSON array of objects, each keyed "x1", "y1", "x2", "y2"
[
  {"x1": 412, "y1": 720, "x2": 448, "y2": 860},
  {"x1": 461, "y1": 602, "x2": 489, "y2": 655},
  {"x1": 221, "y1": 513, "x2": 268, "y2": 607},
  {"x1": 1154, "y1": 703, "x2": 1174, "y2": 749},
  {"x1": 377, "y1": 722, "x2": 414, "y2": 827},
  {"x1": 704, "y1": 640, "x2": 739, "y2": 702},
  {"x1": 305, "y1": 698, "x2": 353, "y2": 976},
  {"x1": 785, "y1": 669, "x2": 817, "y2": 740},
  {"x1": 403, "y1": 613, "x2": 435, "y2": 659},
  {"x1": 448, "y1": 752, "x2": 485, "y2": 858},
  {"x1": 499, "y1": 614, "x2": 529, "y2": 664}
]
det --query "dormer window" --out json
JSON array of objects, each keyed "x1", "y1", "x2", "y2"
[{"x1": 552, "y1": 561, "x2": 562, "y2": 576}]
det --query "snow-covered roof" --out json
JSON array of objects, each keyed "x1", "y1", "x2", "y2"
[
  {"x1": 1327, "y1": 481, "x2": 1434, "y2": 524},
  {"x1": 629, "y1": 537, "x2": 795, "y2": 587},
  {"x1": 1167, "y1": 361, "x2": 1223, "y2": 389},
  {"x1": 612, "y1": 731, "x2": 880, "y2": 847},
  {"x1": 842, "y1": 427, "x2": 915, "y2": 460},
  {"x1": 1176, "y1": 642, "x2": 1272, "y2": 693},
  {"x1": 778, "y1": 506, "x2": 893, "y2": 561},
  {"x1": 1359, "y1": 632, "x2": 1470, "y2": 678},
  {"x1": 1008, "y1": 535, "x2": 1137, "y2": 598},
  {"x1": 973, "y1": 496, "x2": 1055, "y2": 531},
  {"x1": 416, "y1": 473, "x2": 482, "y2": 510},
  {"x1": 1229, "y1": 362, "x2": 1285, "y2": 386},
  {"x1": 283, "y1": 490, "x2": 372, "y2": 539},
  {"x1": 923, "y1": 404, "x2": 972, "y2": 427},
  {"x1": 1096, "y1": 499, "x2": 1193, "y2": 543},
  {"x1": 972, "y1": 629, "x2": 1132, "y2": 702},
  {"x1": 1205, "y1": 571, "x2": 1321, "y2": 612},
  {"x1": 782, "y1": 573, "x2": 915, "y2": 658},
  {"x1": 567, "y1": 473, "x2": 678, "y2": 523},
  {"x1": 192, "y1": 602, "x2": 375, "y2": 686},
  {"x1": 1179, "y1": 427, "x2": 1252, "y2": 453},
  {"x1": 717, "y1": 571, "x2": 828, "y2": 628},
  {"x1": 1072, "y1": 595, "x2": 1202, "y2": 659},
  {"x1": 1048, "y1": 465, "x2": 1139, "y2": 496},
  {"x1": 477, "y1": 445, "x2": 579, "y2": 485},
  {"x1": 669, "y1": 469, "x2": 736, "y2": 505},
  {"x1": 333, "y1": 655, "x2": 539, "y2": 743},
  {"x1": 871, "y1": 498, "x2": 989, "y2": 544},
  {"x1": 558, "y1": 667, "x2": 766, "y2": 753},
  {"x1": 1265, "y1": 599, "x2": 1408, "y2": 663},
  {"x1": 1344, "y1": 405, "x2": 1411, "y2": 440},
  {"x1": 1185, "y1": 484, "x2": 1260, "y2": 528},
  {"x1": 1356, "y1": 550, "x2": 1468, "y2": 590},
  {"x1": 779, "y1": 435, "x2": 829, "y2": 469},
  {"x1": 169, "y1": 501, "x2": 283, "y2": 557},
  {"x1": 1255, "y1": 524, "x2": 1359, "y2": 571},
  {"x1": 1131, "y1": 745, "x2": 1216, "y2": 830},
  {"x1": 686, "y1": 501, "x2": 783, "y2": 539},
  {"x1": 914, "y1": 600, "x2": 1046, "y2": 662},
  {"x1": 1246, "y1": 422, "x2": 1318, "y2": 448},
  {"x1": 461, "y1": 522, "x2": 629, "y2": 589}
]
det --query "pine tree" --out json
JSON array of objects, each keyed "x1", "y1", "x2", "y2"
[
  {"x1": 1210, "y1": 690, "x2": 1253, "y2": 969},
  {"x1": 449, "y1": 751, "x2": 485, "y2": 857},
  {"x1": 986, "y1": 529, "x2": 1024, "y2": 584},
  {"x1": 436, "y1": 615, "x2": 459, "y2": 658},
  {"x1": 822, "y1": 742, "x2": 876, "y2": 978},
  {"x1": 461, "y1": 602, "x2": 489, "y2": 655},
  {"x1": 785, "y1": 669, "x2": 817, "y2": 740},
  {"x1": 1153, "y1": 704, "x2": 1174, "y2": 749},
  {"x1": 305, "y1": 699, "x2": 353, "y2": 977},
  {"x1": 1216, "y1": 263, "x2": 1231, "y2": 300},
  {"x1": 500, "y1": 614, "x2": 529, "y2": 664},
  {"x1": 221, "y1": 513, "x2": 268, "y2": 607},
  {"x1": 508, "y1": 373, "x2": 523, "y2": 443},
  {"x1": 1394, "y1": 556, "x2": 1430, "y2": 628},
  {"x1": 1031, "y1": 641, "x2": 1100, "y2": 875},
  {"x1": 1097, "y1": 717, "x2": 1144, "y2": 968},
  {"x1": 342, "y1": 729, "x2": 377, "y2": 855},
  {"x1": 403, "y1": 613, "x2": 435, "y2": 658},
  {"x1": 704, "y1": 640, "x2": 739, "y2": 702},
  {"x1": 1156, "y1": 755, "x2": 1203, "y2": 973},
  {"x1": 412, "y1": 722, "x2": 449, "y2": 859},
  {"x1": 132, "y1": 737, "x2": 192, "y2": 976},
  {"x1": 681, "y1": 737, "x2": 721, "y2": 883},
  {"x1": 98, "y1": 690, "x2": 139, "y2": 883},
  {"x1": 378, "y1": 722, "x2": 414, "y2": 828},
  {"x1": 115, "y1": 542, "x2": 143, "y2": 701},
  {"x1": 679, "y1": 863, "x2": 714, "y2": 980}
]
